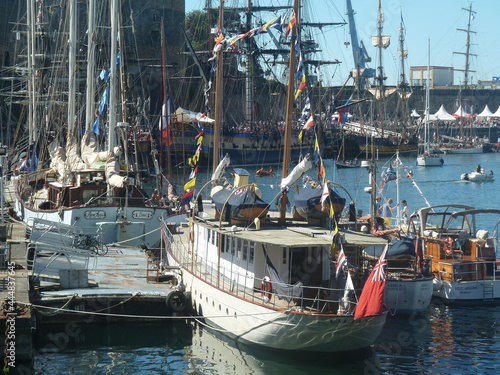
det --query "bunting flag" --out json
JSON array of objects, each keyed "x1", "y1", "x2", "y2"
[
  {"x1": 314, "y1": 138, "x2": 325, "y2": 179},
  {"x1": 394, "y1": 156, "x2": 432, "y2": 208},
  {"x1": 294, "y1": 37, "x2": 303, "y2": 79},
  {"x1": 183, "y1": 177, "x2": 196, "y2": 192},
  {"x1": 214, "y1": 31, "x2": 225, "y2": 45},
  {"x1": 300, "y1": 97, "x2": 311, "y2": 122},
  {"x1": 187, "y1": 143, "x2": 202, "y2": 167},
  {"x1": 272, "y1": 10, "x2": 291, "y2": 33},
  {"x1": 354, "y1": 244, "x2": 388, "y2": 320},
  {"x1": 335, "y1": 246, "x2": 347, "y2": 279},
  {"x1": 258, "y1": 17, "x2": 278, "y2": 34},
  {"x1": 304, "y1": 116, "x2": 314, "y2": 130},
  {"x1": 285, "y1": 10, "x2": 297, "y2": 36},
  {"x1": 181, "y1": 189, "x2": 195, "y2": 205},
  {"x1": 189, "y1": 166, "x2": 199, "y2": 180},
  {"x1": 295, "y1": 73, "x2": 307, "y2": 99},
  {"x1": 320, "y1": 182, "x2": 329, "y2": 209}
]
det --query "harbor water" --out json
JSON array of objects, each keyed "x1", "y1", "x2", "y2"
[{"x1": 28, "y1": 152, "x2": 500, "y2": 374}]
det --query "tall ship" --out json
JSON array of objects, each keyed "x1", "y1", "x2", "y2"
[
  {"x1": 334, "y1": 0, "x2": 419, "y2": 158},
  {"x1": 166, "y1": 0, "x2": 347, "y2": 166},
  {"x1": 10, "y1": 0, "x2": 174, "y2": 247}
]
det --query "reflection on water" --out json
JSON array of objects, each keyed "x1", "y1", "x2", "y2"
[
  {"x1": 374, "y1": 299, "x2": 500, "y2": 374},
  {"x1": 30, "y1": 301, "x2": 500, "y2": 374}
]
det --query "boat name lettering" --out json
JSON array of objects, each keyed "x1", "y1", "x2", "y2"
[
  {"x1": 132, "y1": 211, "x2": 153, "y2": 220},
  {"x1": 455, "y1": 285, "x2": 478, "y2": 291},
  {"x1": 84, "y1": 210, "x2": 106, "y2": 220}
]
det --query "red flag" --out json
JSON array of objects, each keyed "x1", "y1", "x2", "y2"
[{"x1": 354, "y1": 244, "x2": 388, "y2": 320}]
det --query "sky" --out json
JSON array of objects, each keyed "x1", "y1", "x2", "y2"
[{"x1": 184, "y1": 0, "x2": 500, "y2": 87}]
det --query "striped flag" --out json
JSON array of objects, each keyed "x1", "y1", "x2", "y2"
[{"x1": 335, "y1": 246, "x2": 347, "y2": 279}]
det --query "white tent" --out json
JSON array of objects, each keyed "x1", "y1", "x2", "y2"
[
  {"x1": 477, "y1": 104, "x2": 494, "y2": 117},
  {"x1": 453, "y1": 105, "x2": 469, "y2": 118},
  {"x1": 432, "y1": 105, "x2": 456, "y2": 121},
  {"x1": 492, "y1": 105, "x2": 500, "y2": 117},
  {"x1": 410, "y1": 109, "x2": 420, "y2": 118},
  {"x1": 173, "y1": 107, "x2": 215, "y2": 123}
]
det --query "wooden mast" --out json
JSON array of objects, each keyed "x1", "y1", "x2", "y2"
[
  {"x1": 213, "y1": 0, "x2": 224, "y2": 171},
  {"x1": 279, "y1": 0, "x2": 298, "y2": 223},
  {"x1": 160, "y1": 18, "x2": 172, "y2": 177}
]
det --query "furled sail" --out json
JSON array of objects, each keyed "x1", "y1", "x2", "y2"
[{"x1": 281, "y1": 154, "x2": 313, "y2": 188}]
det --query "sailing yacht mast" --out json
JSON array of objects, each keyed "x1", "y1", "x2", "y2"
[
  {"x1": 68, "y1": 0, "x2": 77, "y2": 136},
  {"x1": 85, "y1": 0, "x2": 96, "y2": 131},
  {"x1": 108, "y1": 0, "x2": 118, "y2": 152},
  {"x1": 279, "y1": 0, "x2": 298, "y2": 223},
  {"x1": 212, "y1": 0, "x2": 224, "y2": 171}
]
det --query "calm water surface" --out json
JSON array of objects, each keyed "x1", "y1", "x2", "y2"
[{"x1": 29, "y1": 153, "x2": 500, "y2": 374}]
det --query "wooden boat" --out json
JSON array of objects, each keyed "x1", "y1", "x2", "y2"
[{"x1": 408, "y1": 205, "x2": 500, "y2": 305}]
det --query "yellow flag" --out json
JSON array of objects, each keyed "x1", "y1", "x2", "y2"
[
  {"x1": 196, "y1": 135, "x2": 204, "y2": 145},
  {"x1": 298, "y1": 130, "x2": 304, "y2": 144},
  {"x1": 183, "y1": 177, "x2": 196, "y2": 191}
]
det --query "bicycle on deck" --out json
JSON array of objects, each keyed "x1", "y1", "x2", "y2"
[{"x1": 72, "y1": 233, "x2": 108, "y2": 255}]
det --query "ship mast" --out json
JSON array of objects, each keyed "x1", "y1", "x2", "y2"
[
  {"x1": 454, "y1": 3, "x2": 476, "y2": 89},
  {"x1": 371, "y1": 0, "x2": 390, "y2": 136},
  {"x1": 212, "y1": 0, "x2": 224, "y2": 171},
  {"x1": 279, "y1": 0, "x2": 299, "y2": 223},
  {"x1": 397, "y1": 13, "x2": 411, "y2": 128}
]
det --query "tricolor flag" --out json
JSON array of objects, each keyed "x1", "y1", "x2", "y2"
[{"x1": 354, "y1": 244, "x2": 389, "y2": 320}]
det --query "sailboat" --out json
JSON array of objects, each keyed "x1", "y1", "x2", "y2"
[
  {"x1": 416, "y1": 40, "x2": 444, "y2": 166},
  {"x1": 160, "y1": 0, "x2": 387, "y2": 353},
  {"x1": 13, "y1": 0, "x2": 170, "y2": 248}
]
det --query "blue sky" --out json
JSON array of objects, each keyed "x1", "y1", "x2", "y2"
[{"x1": 184, "y1": 0, "x2": 500, "y2": 87}]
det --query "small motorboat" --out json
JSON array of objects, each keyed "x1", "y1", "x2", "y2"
[
  {"x1": 460, "y1": 169, "x2": 494, "y2": 182},
  {"x1": 256, "y1": 167, "x2": 275, "y2": 177}
]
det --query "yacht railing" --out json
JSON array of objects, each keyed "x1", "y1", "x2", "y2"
[{"x1": 161, "y1": 221, "x2": 358, "y2": 315}]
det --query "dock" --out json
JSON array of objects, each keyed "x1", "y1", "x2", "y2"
[{"x1": 0, "y1": 216, "x2": 191, "y2": 370}]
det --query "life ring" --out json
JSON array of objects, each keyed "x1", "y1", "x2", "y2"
[
  {"x1": 444, "y1": 237, "x2": 454, "y2": 255},
  {"x1": 260, "y1": 279, "x2": 272, "y2": 301},
  {"x1": 167, "y1": 291, "x2": 187, "y2": 312}
]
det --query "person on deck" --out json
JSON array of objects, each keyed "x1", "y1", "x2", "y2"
[
  {"x1": 401, "y1": 200, "x2": 409, "y2": 225},
  {"x1": 379, "y1": 198, "x2": 398, "y2": 227}
]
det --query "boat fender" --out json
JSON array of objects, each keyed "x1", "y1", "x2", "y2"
[
  {"x1": 260, "y1": 276, "x2": 272, "y2": 302},
  {"x1": 444, "y1": 237, "x2": 454, "y2": 255},
  {"x1": 167, "y1": 291, "x2": 187, "y2": 313}
]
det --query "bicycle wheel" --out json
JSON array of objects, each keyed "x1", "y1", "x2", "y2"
[
  {"x1": 90, "y1": 245, "x2": 100, "y2": 255},
  {"x1": 97, "y1": 244, "x2": 109, "y2": 255}
]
